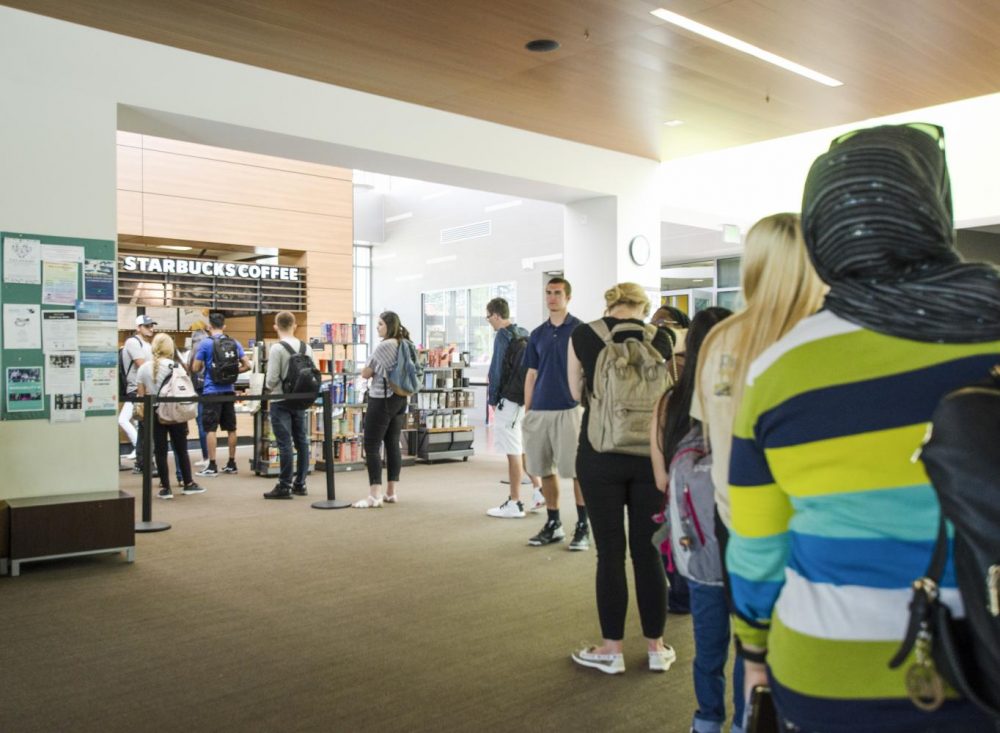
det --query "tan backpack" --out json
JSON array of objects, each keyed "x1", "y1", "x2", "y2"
[{"x1": 586, "y1": 320, "x2": 672, "y2": 456}]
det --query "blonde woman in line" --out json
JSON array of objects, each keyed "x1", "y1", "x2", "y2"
[
  {"x1": 684, "y1": 213, "x2": 825, "y2": 733},
  {"x1": 136, "y1": 333, "x2": 205, "y2": 500}
]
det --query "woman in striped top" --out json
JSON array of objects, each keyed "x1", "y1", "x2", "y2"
[
  {"x1": 727, "y1": 124, "x2": 1000, "y2": 732},
  {"x1": 355, "y1": 311, "x2": 409, "y2": 508}
]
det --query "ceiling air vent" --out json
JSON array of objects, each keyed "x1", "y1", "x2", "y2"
[{"x1": 440, "y1": 220, "x2": 491, "y2": 245}]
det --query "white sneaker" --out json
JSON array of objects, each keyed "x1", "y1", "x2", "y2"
[
  {"x1": 528, "y1": 489, "x2": 546, "y2": 513},
  {"x1": 487, "y1": 498, "x2": 525, "y2": 518},
  {"x1": 648, "y1": 645, "x2": 677, "y2": 672},
  {"x1": 571, "y1": 646, "x2": 625, "y2": 675},
  {"x1": 125, "y1": 451, "x2": 137, "y2": 461},
  {"x1": 194, "y1": 458, "x2": 210, "y2": 468}
]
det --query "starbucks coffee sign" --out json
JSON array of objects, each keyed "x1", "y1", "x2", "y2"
[{"x1": 120, "y1": 255, "x2": 301, "y2": 282}]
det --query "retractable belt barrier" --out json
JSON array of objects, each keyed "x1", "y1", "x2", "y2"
[{"x1": 124, "y1": 387, "x2": 350, "y2": 534}]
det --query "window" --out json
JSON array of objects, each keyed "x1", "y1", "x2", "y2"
[
  {"x1": 660, "y1": 255, "x2": 743, "y2": 315},
  {"x1": 422, "y1": 282, "x2": 516, "y2": 363},
  {"x1": 354, "y1": 245, "x2": 372, "y2": 346}
]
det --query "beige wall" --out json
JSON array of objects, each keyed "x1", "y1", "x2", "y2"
[{"x1": 117, "y1": 132, "x2": 354, "y2": 338}]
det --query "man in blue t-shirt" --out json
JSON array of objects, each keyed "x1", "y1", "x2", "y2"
[
  {"x1": 191, "y1": 312, "x2": 251, "y2": 476},
  {"x1": 521, "y1": 277, "x2": 589, "y2": 550}
]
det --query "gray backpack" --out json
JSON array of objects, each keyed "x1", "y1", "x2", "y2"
[
  {"x1": 586, "y1": 319, "x2": 672, "y2": 456},
  {"x1": 667, "y1": 423, "x2": 722, "y2": 585}
]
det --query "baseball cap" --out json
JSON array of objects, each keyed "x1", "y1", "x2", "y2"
[{"x1": 135, "y1": 315, "x2": 157, "y2": 327}]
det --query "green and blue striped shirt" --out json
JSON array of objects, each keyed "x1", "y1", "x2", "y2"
[{"x1": 727, "y1": 310, "x2": 999, "y2": 732}]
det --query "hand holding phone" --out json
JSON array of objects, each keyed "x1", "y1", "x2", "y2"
[{"x1": 746, "y1": 685, "x2": 780, "y2": 733}]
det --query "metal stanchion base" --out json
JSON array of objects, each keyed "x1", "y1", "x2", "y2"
[
  {"x1": 135, "y1": 521, "x2": 171, "y2": 533},
  {"x1": 311, "y1": 499, "x2": 352, "y2": 510}
]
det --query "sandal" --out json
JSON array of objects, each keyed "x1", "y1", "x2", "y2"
[{"x1": 353, "y1": 495, "x2": 383, "y2": 509}]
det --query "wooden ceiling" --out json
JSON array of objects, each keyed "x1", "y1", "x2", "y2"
[{"x1": 5, "y1": 0, "x2": 1000, "y2": 160}]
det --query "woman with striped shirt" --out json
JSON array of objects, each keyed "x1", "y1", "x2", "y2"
[
  {"x1": 355, "y1": 311, "x2": 410, "y2": 508},
  {"x1": 727, "y1": 124, "x2": 1000, "y2": 732}
]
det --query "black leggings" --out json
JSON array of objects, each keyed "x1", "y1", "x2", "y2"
[
  {"x1": 577, "y1": 445, "x2": 668, "y2": 640},
  {"x1": 153, "y1": 419, "x2": 193, "y2": 491},
  {"x1": 364, "y1": 394, "x2": 407, "y2": 485}
]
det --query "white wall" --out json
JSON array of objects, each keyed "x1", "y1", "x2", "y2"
[
  {"x1": 372, "y1": 186, "x2": 564, "y2": 340},
  {"x1": 659, "y1": 92, "x2": 1000, "y2": 231}
]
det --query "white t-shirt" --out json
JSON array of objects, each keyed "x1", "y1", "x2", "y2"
[
  {"x1": 123, "y1": 335, "x2": 153, "y2": 394},
  {"x1": 690, "y1": 325, "x2": 739, "y2": 528}
]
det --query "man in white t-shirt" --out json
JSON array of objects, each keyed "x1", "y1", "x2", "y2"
[
  {"x1": 119, "y1": 315, "x2": 155, "y2": 471},
  {"x1": 484, "y1": 297, "x2": 545, "y2": 518}
]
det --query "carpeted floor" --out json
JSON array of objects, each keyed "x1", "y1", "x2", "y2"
[{"x1": 0, "y1": 449, "x2": 739, "y2": 733}]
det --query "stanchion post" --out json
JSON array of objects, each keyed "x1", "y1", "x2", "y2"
[
  {"x1": 135, "y1": 394, "x2": 171, "y2": 532},
  {"x1": 312, "y1": 385, "x2": 350, "y2": 509}
]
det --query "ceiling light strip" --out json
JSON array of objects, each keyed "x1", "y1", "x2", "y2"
[
  {"x1": 484, "y1": 200, "x2": 523, "y2": 213},
  {"x1": 650, "y1": 8, "x2": 843, "y2": 87}
]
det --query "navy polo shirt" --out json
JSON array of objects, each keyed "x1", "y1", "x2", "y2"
[{"x1": 524, "y1": 314, "x2": 581, "y2": 411}]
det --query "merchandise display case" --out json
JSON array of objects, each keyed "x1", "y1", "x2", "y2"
[
  {"x1": 315, "y1": 324, "x2": 370, "y2": 473},
  {"x1": 408, "y1": 358, "x2": 475, "y2": 462}
]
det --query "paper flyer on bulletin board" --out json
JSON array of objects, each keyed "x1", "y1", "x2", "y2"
[{"x1": 0, "y1": 231, "x2": 117, "y2": 421}]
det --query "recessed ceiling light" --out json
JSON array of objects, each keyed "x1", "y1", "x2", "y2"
[
  {"x1": 662, "y1": 119, "x2": 684, "y2": 127},
  {"x1": 650, "y1": 8, "x2": 843, "y2": 87},
  {"x1": 525, "y1": 39, "x2": 560, "y2": 53},
  {"x1": 693, "y1": 279, "x2": 705, "y2": 283},
  {"x1": 158, "y1": 245, "x2": 192, "y2": 251}
]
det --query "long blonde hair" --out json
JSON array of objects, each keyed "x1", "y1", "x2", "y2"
[
  {"x1": 698, "y1": 213, "x2": 826, "y2": 415},
  {"x1": 150, "y1": 333, "x2": 176, "y2": 385}
]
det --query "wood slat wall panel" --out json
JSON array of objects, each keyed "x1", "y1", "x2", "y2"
[
  {"x1": 117, "y1": 145, "x2": 142, "y2": 191},
  {"x1": 117, "y1": 190, "x2": 142, "y2": 235},
  {"x1": 141, "y1": 149, "x2": 353, "y2": 218},
  {"x1": 140, "y1": 193, "x2": 351, "y2": 251},
  {"x1": 114, "y1": 130, "x2": 354, "y2": 336},
  {"x1": 116, "y1": 131, "x2": 142, "y2": 148},
  {"x1": 140, "y1": 134, "x2": 352, "y2": 180},
  {"x1": 15, "y1": 0, "x2": 1000, "y2": 159}
]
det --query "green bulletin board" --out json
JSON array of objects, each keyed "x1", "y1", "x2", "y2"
[{"x1": 0, "y1": 231, "x2": 118, "y2": 421}]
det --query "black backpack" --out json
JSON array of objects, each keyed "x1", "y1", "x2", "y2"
[
  {"x1": 498, "y1": 326, "x2": 528, "y2": 405},
  {"x1": 279, "y1": 341, "x2": 321, "y2": 409},
  {"x1": 890, "y1": 364, "x2": 1000, "y2": 721},
  {"x1": 210, "y1": 335, "x2": 241, "y2": 385}
]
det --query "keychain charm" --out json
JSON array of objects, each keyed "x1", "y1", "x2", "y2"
[{"x1": 905, "y1": 626, "x2": 945, "y2": 711}]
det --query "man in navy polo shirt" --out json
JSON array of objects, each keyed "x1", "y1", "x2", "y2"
[{"x1": 521, "y1": 277, "x2": 590, "y2": 550}]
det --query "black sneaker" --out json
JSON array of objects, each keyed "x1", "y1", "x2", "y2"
[
  {"x1": 197, "y1": 464, "x2": 218, "y2": 477},
  {"x1": 263, "y1": 484, "x2": 293, "y2": 500},
  {"x1": 568, "y1": 522, "x2": 590, "y2": 551},
  {"x1": 182, "y1": 483, "x2": 206, "y2": 495},
  {"x1": 222, "y1": 461, "x2": 238, "y2": 474},
  {"x1": 528, "y1": 519, "x2": 565, "y2": 547},
  {"x1": 157, "y1": 488, "x2": 173, "y2": 500},
  {"x1": 291, "y1": 485, "x2": 308, "y2": 496}
]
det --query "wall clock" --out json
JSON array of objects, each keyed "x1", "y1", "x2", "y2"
[{"x1": 628, "y1": 235, "x2": 650, "y2": 266}]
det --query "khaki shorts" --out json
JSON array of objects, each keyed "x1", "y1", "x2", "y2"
[
  {"x1": 522, "y1": 407, "x2": 582, "y2": 479},
  {"x1": 494, "y1": 400, "x2": 524, "y2": 455}
]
